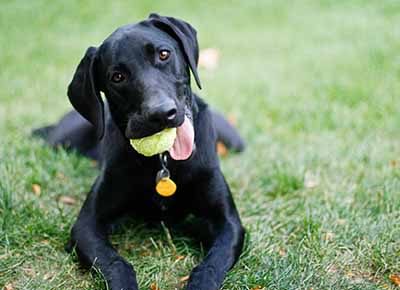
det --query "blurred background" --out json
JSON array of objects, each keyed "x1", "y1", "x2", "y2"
[{"x1": 0, "y1": 1, "x2": 399, "y2": 289}]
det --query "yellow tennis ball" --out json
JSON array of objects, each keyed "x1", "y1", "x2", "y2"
[{"x1": 130, "y1": 128, "x2": 176, "y2": 157}]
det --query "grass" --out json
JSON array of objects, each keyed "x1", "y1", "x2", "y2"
[{"x1": 1, "y1": 0, "x2": 400, "y2": 289}]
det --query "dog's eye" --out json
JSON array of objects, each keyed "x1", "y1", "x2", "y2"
[
  {"x1": 111, "y1": 72, "x2": 125, "y2": 83},
  {"x1": 159, "y1": 50, "x2": 170, "y2": 61}
]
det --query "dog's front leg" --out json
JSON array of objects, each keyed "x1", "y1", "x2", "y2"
[
  {"x1": 67, "y1": 175, "x2": 139, "y2": 290},
  {"x1": 186, "y1": 171, "x2": 245, "y2": 290}
]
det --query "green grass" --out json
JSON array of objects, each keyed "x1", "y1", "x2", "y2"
[{"x1": 1, "y1": 1, "x2": 400, "y2": 289}]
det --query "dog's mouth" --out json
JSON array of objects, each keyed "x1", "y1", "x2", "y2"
[
  {"x1": 126, "y1": 108, "x2": 195, "y2": 160},
  {"x1": 167, "y1": 115, "x2": 194, "y2": 160}
]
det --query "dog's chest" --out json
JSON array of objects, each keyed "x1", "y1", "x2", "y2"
[
  {"x1": 120, "y1": 156, "x2": 198, "y2": 220},
  {"x1": 130, "y1": 189, "x2": 190, "y2": 222},
  {"x1": 127, "y1": 174, "x2": 192, "y2": 221}
]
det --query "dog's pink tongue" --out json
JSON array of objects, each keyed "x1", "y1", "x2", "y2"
[{"x1": 169, "y1": 116, "x2": 194, "y2": 160}]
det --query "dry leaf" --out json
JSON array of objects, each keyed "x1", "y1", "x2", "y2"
[
  {"x1": 24, "y1": 268, "x2": 36, "y2": 277},
  {"x1": 199, "y1": 48, "x2": 220, "y2": 70},
  {"x1": 324, "y1": 232, "x2": 335, "y2": 241},
  {"x1": 250, "y1": 286, "x2": 265, "y2": 290},
  {"x1": 227, "y1": 114, "x2": 237, "y2": 125},
  {"x1": 32, "y1": 184, "x2": 41, "y2": 196},
  {"x1": 43, "y1": 272, "x2": 53, "y2": 280},
  {"x1": 150, "y1": 283, "x2": 160, "y2": 290},
  {"x1": 56, "y1": 172, "x2": 67, "y2": 180},
  {"x1": 278, "y1": 247, "x2": 286, "y2": 257},
  {"x1": 217, "y1": 142, "x2": 228, "y2": 157},
  {"x1": 304, "y1": 171, "x2": 319, "y2": 188},
  {"x1": 140, "y1": 251, "x2": 151, "y2": 257},
  {"x1": 180, "y1": 275, "x2": 190, "y2": 282},
  {"x1": 57, "y1": 195, "x2": 77, "y2": 205},
  {"x1": 346, "y1": 271, "x2": 355, "y2": 278},
  {"x1": 175, "y1": 255, "x2": 185, "y2": 262},
  {"x1": 4, "y1": 283, "x2": 14, "y2": 290},
  {"x1": 389, "y1": 160, "x2": 398, "y2": 168},
  {"x1": 389, "y1": 274, "x2": 400, "y2": 286}
]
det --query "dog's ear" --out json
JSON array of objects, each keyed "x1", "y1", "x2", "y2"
[
  {"x1": 67, "y1": 46, "x2": 105, "y2": 139},
  {"x1": 148, "y1": 13, "x2": 202, "y2": 89}
]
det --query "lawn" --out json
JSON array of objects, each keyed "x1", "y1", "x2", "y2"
[{"x1": 1, "y1": 1, "x2": 400, "y2": 289}]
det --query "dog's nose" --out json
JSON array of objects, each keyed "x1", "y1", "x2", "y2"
[{"x1": 147, "y1": 100, "x2": 177, "y2": 125}]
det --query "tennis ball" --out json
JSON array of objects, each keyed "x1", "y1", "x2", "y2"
[{"x1": 130, "y1": 128, "x2": 176, "y2": 157}]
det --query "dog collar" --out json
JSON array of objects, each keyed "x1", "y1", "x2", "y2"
[{"x1": 155, "y1": 153, "x2": 177, "y2": 197}]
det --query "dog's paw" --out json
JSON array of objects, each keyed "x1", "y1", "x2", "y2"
[
  {"x1": 106, "y1": 260, "x2": 139, "y2": 290},
  {"x1": 185, "y1": 265, "x2": 221, "y2": 290},
  {"x1": 65, "y1": 239, "x2": 74, "y2": 253},
  {"x1": 108, "y1": 278, "x2": 139, "y2": 290}
]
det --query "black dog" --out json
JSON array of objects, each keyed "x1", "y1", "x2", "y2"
[{"x1": 34, "y1": 14, "x2": 245, "y2": 290}]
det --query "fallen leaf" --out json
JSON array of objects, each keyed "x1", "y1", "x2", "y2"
[
  {"x1": 43, "y1": 272, "x2": 53, "y2": 280},
  {"x1": 227, "y1": 114, "x2": 237, "y2": 125},
  {"x1": 199, "y1": 48, "x2": 220, "y2": 70},
  {"x1": 32, "y1": 184, "x2": 41, "y2": 196},
  {"x1": 345, "y1": 270, "x2": 377, "y2": 284},
  {"x1": 140, "y1": 251, "x2": 151, "y2": 257},
  {"x1": 150, "y1": 283, "x2": 160, "y2": 290},
  {"x1": 278, "y1": 247, "x2": 286, "y2": 257},
  {"x1": 324, "y1": 232, "x2": 335, "y2": 241},
  {"x1": 389, "y1": 274, "x2": 400, "y2": 286},
  {"x1": 304, "y1": 171, "x2": 319, "y2": 188},
  {"x1": 346, "y1": 271, "x2": 355, "y2": 278},
  {"x1": 56, "y1": 172, "x2": 67, "y2": 180},
  {"x1": 217, "y1": 142, "x2": 228, "y2": 157},
  {"x1": 57, "y1": 195, "x2": 77, "y2": 205},
  {"x1": 389, "y1": 160, "x2": 398, "y2": 168},
  {"x1": 24, "y1": 268, "x2": 36, "y2": 277},
  {"x1": 0, "y1": 253, "x2": 9, "y2": 259},
  {"x1": 4, "y1": 283, "x2": 14, "y2": 290},
  {"x1": 175, "y1": 255, "x2": 185, "y2": 262},
  {"x1": 180, "y1": 275, "x2": 190, "y2": 282}
]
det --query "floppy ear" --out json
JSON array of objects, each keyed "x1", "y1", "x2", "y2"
[
  {"x1": 148, "y1": 13, "x2": 202, "y2": 89},
  {"x1": 67, "y1": 46, "x2": 105, "y2": 139}
]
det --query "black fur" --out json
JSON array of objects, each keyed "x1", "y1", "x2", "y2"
[{"x1": 34, "y1": 14, "x2": 245, "y2": 290}]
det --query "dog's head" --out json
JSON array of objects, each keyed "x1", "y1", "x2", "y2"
[{"x1": 67, "y1": 14, "x2": 201, "y2": 158}]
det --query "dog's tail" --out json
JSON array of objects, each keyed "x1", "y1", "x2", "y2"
[
  {"x1": 32, "y1": 125, "x2": 55, "y2": 140},
  {"x1": 212, "y1": 111, "x2": 245, "y2": 152}
]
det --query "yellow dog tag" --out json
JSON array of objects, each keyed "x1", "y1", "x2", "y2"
[{"x1": 156, "y1": 177, "x2": 177, "y2": 197}]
